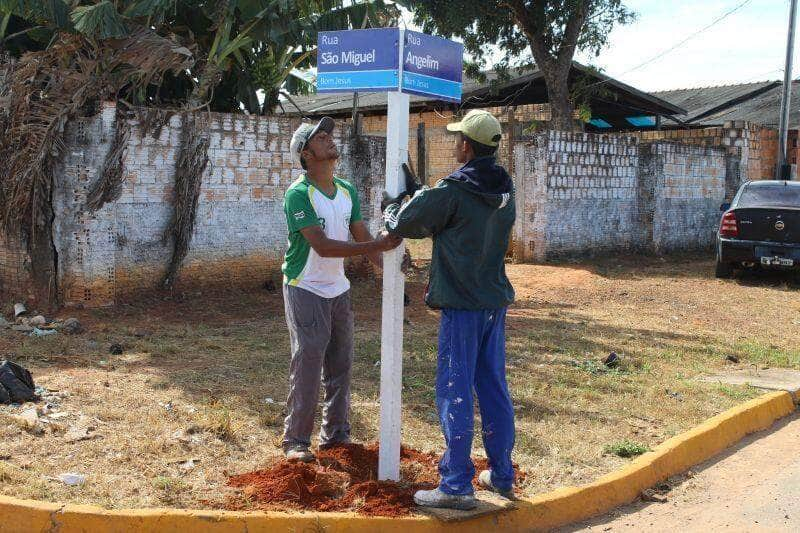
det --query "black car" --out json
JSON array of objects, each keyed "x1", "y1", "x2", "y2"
[{"x1": 716, "y1": 180, "x2": 800, "y2": 278}]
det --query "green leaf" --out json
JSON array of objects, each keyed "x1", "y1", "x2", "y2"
[
  {"x1": 0, "y1": 0, "x2": 69, "y2": 28},
  {"x1": 124, "y1": 0, "x2": 171, "y2": 19},
  {"x1": 71, "y1": 1, "x2": 128, "y2": 40}
]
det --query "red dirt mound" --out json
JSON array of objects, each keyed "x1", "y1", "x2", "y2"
[{"x1": 226, "y1": 442, "x2": 525, "y2": 517}]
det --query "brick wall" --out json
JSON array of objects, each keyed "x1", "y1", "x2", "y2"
[
  {"x1": 0, "y1": 100, "x2": 749, "y2": 306},
  {"x1": 639, "y1": 142, "x2": 726, "y2": 252},
  {"x1": 513, "y1": 131, "x2": 640, "y2": 261},
  {"x1": 43, "y1": 103, "x2": 379, "y2": 307},
  {"x1": 0, "y1": 234, "x2": 32, "y2": 303},
  {"x1": 513, "y1": 132, "x2": 727, "y2": 261},
  {"x1": 360, "y1": 107, "x2": 780, "y2": 191},
  {"x1": 358, "y1": 106, "x2": 528, "y2": 185}
]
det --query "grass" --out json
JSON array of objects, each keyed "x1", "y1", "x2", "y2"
[
  {"x1": 1, "y1": 252, "x2": 799, "y2": 509},
  {"x1": 604, "y1": 440, "x2": 651, "y2": 458}
]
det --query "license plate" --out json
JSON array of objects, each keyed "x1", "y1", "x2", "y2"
[{"x1": 760, "y1": 256, "x2": 794, "y2": 266}]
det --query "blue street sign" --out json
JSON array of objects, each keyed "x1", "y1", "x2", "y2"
[
  {"x1": 402, "y1": 30, "x2": 463, "y2": 103},
  {"x1": 316, "y1": 28, "x2": 463, "y2": 102},
  {"x1": 317, "y1": 28, "x2": 399, "y2": 92}
]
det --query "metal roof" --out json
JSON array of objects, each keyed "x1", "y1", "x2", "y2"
[
  {"x1": 277, "y1": 62, "x2": 685, "y2": 120},
  {"x1": 653, "y1": 81, "x2": 779, "y2": 123},
  {"x1": 653, "y1": 81, "x2": 800, "y2": 129}
]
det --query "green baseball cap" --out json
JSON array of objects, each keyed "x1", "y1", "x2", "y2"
[{"x1": 446, "y1": 109, "x2": 502, "y2": 147}]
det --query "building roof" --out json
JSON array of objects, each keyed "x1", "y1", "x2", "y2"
[
  {"x1": 278, "y1": 62, "x2": 685, "y2": 125},
  {"x1": 654, "y1": 81, "x2": 799, "y2": 129}
]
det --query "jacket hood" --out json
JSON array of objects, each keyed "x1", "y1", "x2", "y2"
[{"x1": 444, "y1": 156, "x2": 513, "y2": 208}]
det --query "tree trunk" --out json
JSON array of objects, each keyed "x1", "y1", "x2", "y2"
[
  {"x1": 188, "y1": 61, "x2": 222, "y2": 108},
  {"x1": 542, "y1": 68, "x2": 575, "y2": 131}
]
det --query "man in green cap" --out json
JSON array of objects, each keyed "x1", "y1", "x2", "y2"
[{"x1": 383, "y1": 109, "x2": 517, "y2": 510}]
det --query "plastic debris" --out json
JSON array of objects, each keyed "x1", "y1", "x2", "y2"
[
  {"x1": 57, "y1": 473, "x2": 86, "y2": 486},
  {"x1": 29, "y1": 327, "x2": 57, "y2": 338},
  {"x1": 13, "y1": 303, "x2": 27, "y2": 318}
]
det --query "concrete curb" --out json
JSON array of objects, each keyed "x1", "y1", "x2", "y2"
[{"x1": 1, "y1": 390, "x2": 794, "y2": 532}]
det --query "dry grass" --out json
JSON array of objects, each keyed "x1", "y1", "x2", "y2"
[{"x1": 1, "y1": 251, "x2": 798, "y2": 509}]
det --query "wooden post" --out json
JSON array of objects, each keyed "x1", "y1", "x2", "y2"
[
  {"x1": 506, "y1": 106, "x2": 517, "y2": 258},
  {"x1": 507, "y1": 107, "x2": 516, "y2": 176},
  {"x1": 417, "y1": 121, "x2": 427, "y2": 184}
]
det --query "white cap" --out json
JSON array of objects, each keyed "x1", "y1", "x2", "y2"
[{"x1": 290, "y1": 116, "x2": 335, "y2": 168}]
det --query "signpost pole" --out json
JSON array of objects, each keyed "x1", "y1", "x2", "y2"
[
  {"x1": 378, "y1": 30, "x2": 408, "y2": 482},
  {"x1": 315, "y1": 25, "x2": 461, "y2": 483}
]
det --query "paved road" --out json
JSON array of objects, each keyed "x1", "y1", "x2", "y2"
[{"x1": 561, "y1": 413, "x2": 800, "y2": 532}]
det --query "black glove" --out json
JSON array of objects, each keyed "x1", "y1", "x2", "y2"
[
  {"x1": 402, "y1": 163, "x2": 423, "y2": 198},
  {"x1": 381, "y1": 163, "x2": 423, "y2": 212},
  {"x1": 381, "y1": 190, "x2": 404, "y2": 212}
]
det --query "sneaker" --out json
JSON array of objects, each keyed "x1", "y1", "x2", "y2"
[
  {"x1": 284, "y1": 445, "x2": 315, "y2": 463},
  {"x1": 413, "y1": 488, "x2": 477, "y2": 510},
  {"x1": 477, "y1": 470, "x2": 514, "y2": 499}
]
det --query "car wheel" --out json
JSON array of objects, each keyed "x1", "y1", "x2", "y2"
[{"x1": 715, "y1": 258, "x2": 734, "y2": 279}]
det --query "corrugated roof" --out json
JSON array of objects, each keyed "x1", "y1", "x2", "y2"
[
  {"x1": 687, "y1": 82, "x2": 800, "y2": 128},
  {"x1": 653, "y1": 81, "x2": 779, "y2": 123}
]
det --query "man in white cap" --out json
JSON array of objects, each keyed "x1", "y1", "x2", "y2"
[
  {"x1": 281, "y1": 117, "x2": 401, "y2": 462},
  {"x1": 383, "y1": 109, "x2": 516, "y2": 509}
]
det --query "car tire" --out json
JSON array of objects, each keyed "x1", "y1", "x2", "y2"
[{"x1": 715, "y1": 258, "x2": 734, "y2": 279}]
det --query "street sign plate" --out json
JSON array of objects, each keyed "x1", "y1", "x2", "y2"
[
  {"x1": 317, "y1": 28, "x2": 399, "y2": 92},
  {"x1": 401, "y1": 30, "x2": 463, "y2": 102}
]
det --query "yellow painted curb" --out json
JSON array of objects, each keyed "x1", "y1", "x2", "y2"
[{"x1": 1, "y1": 390, "x2": 794, "y2": 533}]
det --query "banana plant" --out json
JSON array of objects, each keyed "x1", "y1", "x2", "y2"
[{"x1": 1, "y1": 0, "x2": 400, "y2": 113}]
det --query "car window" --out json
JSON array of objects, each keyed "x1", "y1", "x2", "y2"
[{"x1": 737, "y1": 186, "x2": 800, "y2": 208}]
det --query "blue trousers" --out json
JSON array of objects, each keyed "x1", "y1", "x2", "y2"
[{"x1": 436, "y1": 308, "x2": 515, "y2": 495}]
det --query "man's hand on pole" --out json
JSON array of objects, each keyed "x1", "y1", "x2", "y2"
[{"x1": 380, "y1": 163, "x2": 423, "y2": 212}]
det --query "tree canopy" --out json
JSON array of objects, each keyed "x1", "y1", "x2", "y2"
[
  {"x1": 0, "y1": 0, "x2": 400, "y2": 114},
  {"x1": 408, "y1": 0, "x2": 635, "y2": 130}
]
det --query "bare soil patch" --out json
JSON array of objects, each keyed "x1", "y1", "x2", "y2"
[
  {"x1": 224, "y1": 442, "x2": 524, "y2": 517},
  {"x1": 1, "y1": 251, "x2": 798, "y2": 512}
]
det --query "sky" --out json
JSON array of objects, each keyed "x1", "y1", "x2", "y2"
[
  {"x1": 579, "y1": 0, "x2": 797, "y2": 92},
  {"x1": 398, "y1": 0, "x2": 798, "y2": 92}
]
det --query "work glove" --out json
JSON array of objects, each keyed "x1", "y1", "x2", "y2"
[{"x1": 380, "y1": 163, "x2": 423, "y2": 212}]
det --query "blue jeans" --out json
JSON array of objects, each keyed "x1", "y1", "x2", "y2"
[{"x1": 436, "y1": 308, "x2": 515, "y2": 495}]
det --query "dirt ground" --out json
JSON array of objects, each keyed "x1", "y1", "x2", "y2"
[
  {"x1": 564, "y1": 413, "x2": 800, "y2": 532},
  {"x1": 1, "y1": 250, "x2": 799, "y2": 511}
]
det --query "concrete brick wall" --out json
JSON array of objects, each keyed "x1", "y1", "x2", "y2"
[
  {"x1": 0, "y1": 100, "x2": 739, "y2": 306},
  {"x1": 514, "y1": 131, "x2": 640, "y2": 261},
  {"x1": 0, "y1": 234, "x2": 32, "y2": 303},
  {"x1": 639, "y1": 142, "x2": 726, "y2": 252},
  {"x1": 44, "y1": 103, "x2": 381, "y2": 307},
  {"x1": 513, "y1": 132, "x2": 727, "y2": 261}
]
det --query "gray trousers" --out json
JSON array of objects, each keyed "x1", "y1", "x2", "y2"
[{"x1": 282, "y1": 284, "x2": 354, "y2": 449}]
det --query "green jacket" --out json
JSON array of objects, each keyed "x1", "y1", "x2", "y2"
[{"x1": 385, "y1": 157, "x2": 515, "y2": 310}]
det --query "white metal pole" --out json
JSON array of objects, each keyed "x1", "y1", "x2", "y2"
[
  {"x1": 778, "y1": 0, "x2": 798, "y2": 179},
  {"x1": 378, "y1": 30, "x2": 409, "y2": 482}
]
